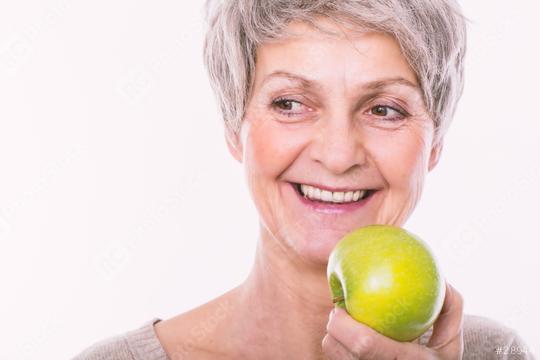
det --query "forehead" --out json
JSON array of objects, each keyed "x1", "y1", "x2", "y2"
[{"x1": 253, "y1": 19, "x2": 418, "y2": 91}]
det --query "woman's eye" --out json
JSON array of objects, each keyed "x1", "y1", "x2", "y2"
[
  {"x1": 369, "y1": 105, "x2": 405, "y2": 120},
  {"x1": 275, "y1": 99, "x2": 299, "y2": 111},
  {"x1": 271, "y1": 98, "x2": 309, "y2": 116}
]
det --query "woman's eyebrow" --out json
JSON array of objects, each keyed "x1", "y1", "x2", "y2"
[
  {"x1": 261, "y1": 70, "x2": 421, "y2": 93},
  {"x1": 260, "y1": 70, "x2": 323, "y2": 91},
  {"x1": 366, "y1": 77, "x2": 421, "y2": 92}
]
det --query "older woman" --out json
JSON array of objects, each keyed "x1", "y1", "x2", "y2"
[{"x1": 74, "y1": 0, "x2": 534, "y2": 359}]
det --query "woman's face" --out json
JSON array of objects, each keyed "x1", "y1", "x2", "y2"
[{"x1": 228, "y1": 19, "x2": 443, "y2": 266}]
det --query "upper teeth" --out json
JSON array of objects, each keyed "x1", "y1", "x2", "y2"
[{"x1": 299, "y1": 184, "x2": 366, "y2": 203}]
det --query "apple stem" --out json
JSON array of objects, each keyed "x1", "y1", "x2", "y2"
[{"x1": 332, "y1": 295, "x2": 344, "y2": 304}]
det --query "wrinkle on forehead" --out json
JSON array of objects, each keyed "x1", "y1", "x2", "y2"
[{"x1": 260, "y1": 18, "x2": 417, "y2": 93}]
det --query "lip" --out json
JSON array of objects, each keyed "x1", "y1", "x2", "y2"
[{"x1": 288, "y1": 182, "x2": 378, "y2": 214}]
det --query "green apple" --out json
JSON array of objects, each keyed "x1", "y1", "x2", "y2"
[{"x1": 327, "y1": 224, "x2": 445, "y2": 342}]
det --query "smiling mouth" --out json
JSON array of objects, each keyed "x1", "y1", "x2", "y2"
[{"x1": 292, "y1": 182, "x2": 375, "y2": 204}]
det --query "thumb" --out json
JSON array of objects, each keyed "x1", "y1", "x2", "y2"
[{"x1": 427, "y1": 282, "x2": 464, "y2": 354}]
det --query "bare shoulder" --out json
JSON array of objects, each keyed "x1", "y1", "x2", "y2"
[
  {"x1": 154, "y1": 291, "x2": 238, "y2": 359},
  {"x1": 463, "y1": 314, "x2": 535, "y2": 359}
]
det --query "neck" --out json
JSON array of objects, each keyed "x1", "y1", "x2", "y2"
[{"x1": 234, "y1": 223, "x2": 334, "y2": 359}]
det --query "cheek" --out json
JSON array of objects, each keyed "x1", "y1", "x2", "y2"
[
  {"x1": 244, "y1": 119, "x2": 307, "y2": 179},
  {"x1": 365, "y1": 126, "x2": 431, "y2": 190},
  {"x1": 241, "y1": 117, "x2": 312, "y2": 235}
]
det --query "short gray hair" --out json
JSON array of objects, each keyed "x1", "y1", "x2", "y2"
[{"x1": 203, "y1": 0, "x2": 467, "y2": 144}]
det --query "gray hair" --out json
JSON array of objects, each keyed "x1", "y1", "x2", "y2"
[{"x1": 203, "y1": 0, "x2": 467, "y2": 144}]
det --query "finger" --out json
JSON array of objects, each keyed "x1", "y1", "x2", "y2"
[
  {"x1": 427, "y1": 282, "x2": 464, "y2": 355},
  {"x1": 327, "y1": 307, "x2": 434, "y2": 360},
  {"x1": 322, "y1": 333, "x2": 356, "y2": 360}
]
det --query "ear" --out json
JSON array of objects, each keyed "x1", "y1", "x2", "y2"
[
  {"x1": 428, "y1": 138, "x2": 444, "y2": 172},
  {"x1": 225, "y1": 130, "x2": 243, "y2": 163}
]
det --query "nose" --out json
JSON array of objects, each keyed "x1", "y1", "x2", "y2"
[{"x1": 309, "y1": 111, "x2": 368, "y2": 175}]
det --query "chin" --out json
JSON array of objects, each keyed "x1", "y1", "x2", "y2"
[{"x1": 292, "y1": 229, "x2": 349, "y2": 267}]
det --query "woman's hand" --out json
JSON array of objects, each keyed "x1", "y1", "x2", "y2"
[{"x1": 322, "y1": 282, "x2": 464, "y2": 360}]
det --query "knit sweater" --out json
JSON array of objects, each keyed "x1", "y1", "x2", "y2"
[{"x1": 72, "y1": 314, "x2": 535, "y2": 359}]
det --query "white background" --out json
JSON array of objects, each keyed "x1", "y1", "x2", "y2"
[{"x1": 1, "y1": 1, "x2": 539, "y2": 358}]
